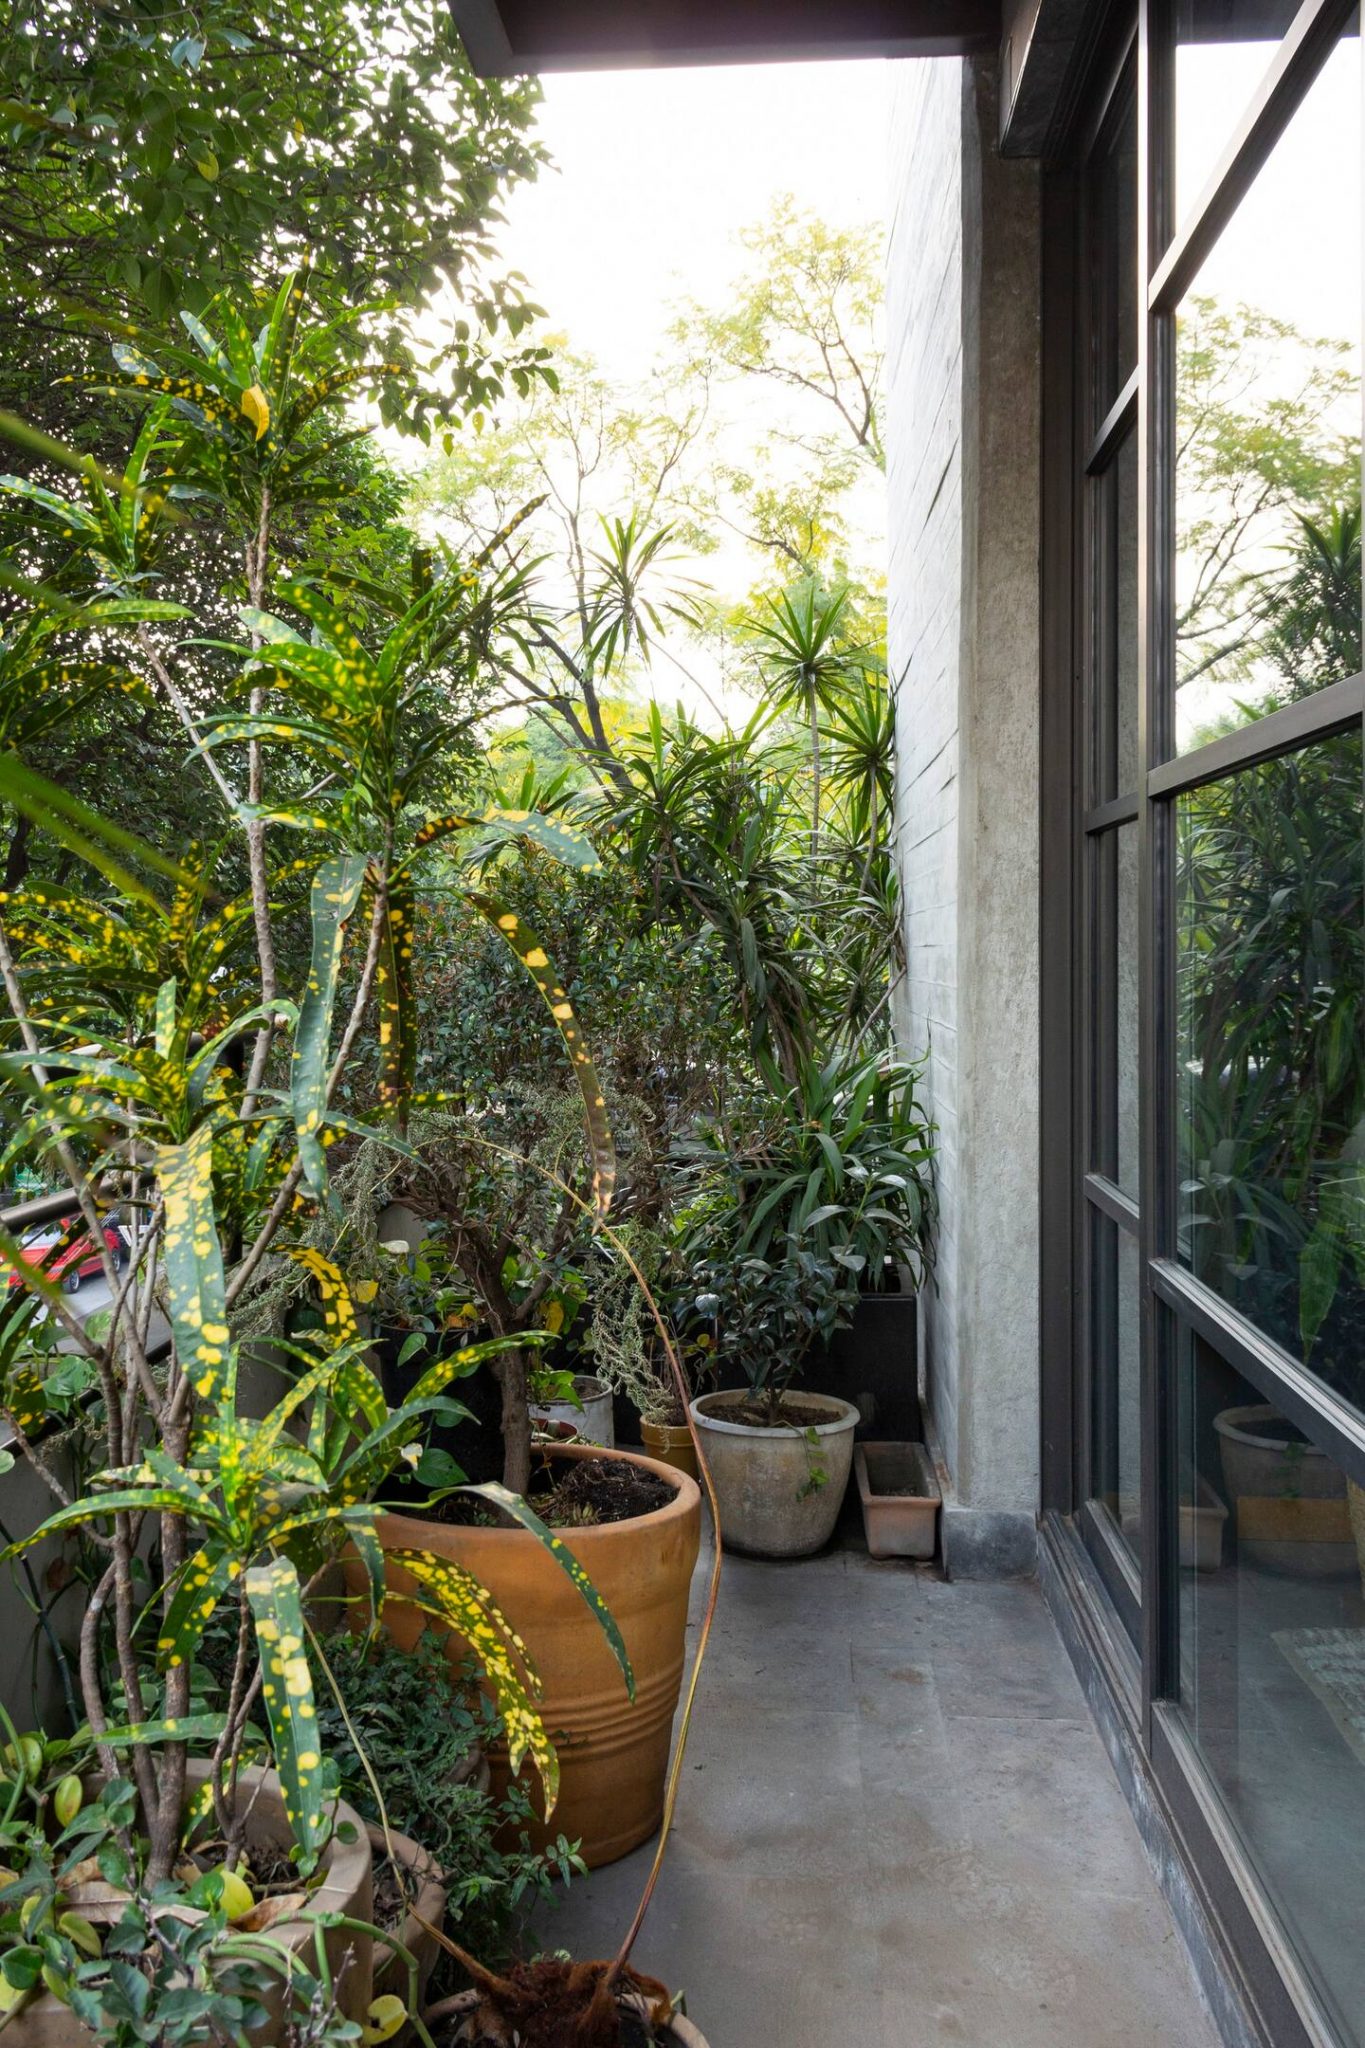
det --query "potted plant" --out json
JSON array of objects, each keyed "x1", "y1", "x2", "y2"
[
  {"x1": 683, "y1": 1240, "x2": 862, "y2": 1558},
  {"x1": 347, "y1": 1104, "x2": 702, "y2": 1872},
  {"x1": 578, "y1": 1226, "x2": 698, "y2": 1477},
  {"x1": 0, "y1": 269, "x2": 640, "y2": 2039}
]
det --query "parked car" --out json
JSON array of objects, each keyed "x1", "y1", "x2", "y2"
[{"x1": 4, "y1": 1217, "x2": 127, "y2": 1295}]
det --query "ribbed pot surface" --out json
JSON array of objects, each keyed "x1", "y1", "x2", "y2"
[{"x1": 365, "y1": 1444, "x2": 700, "y2": 1869}]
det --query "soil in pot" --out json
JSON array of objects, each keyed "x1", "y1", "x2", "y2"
[
  {"x1": 432, "y1": 1967, "x2": 706, "y2": 2048},
  {"x1": 402, "y1": 1455, "x2": 674, "y2": 1531}
]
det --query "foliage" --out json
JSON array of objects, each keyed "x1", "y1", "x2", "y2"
[
  {"x1": 0, "y1": 268, "x2": 629, "y2": 1959},
  {"x1": 678, "y1": 1241, "x2": 857, "y2": 1426},
  {"x1": 314, "y1": 1630, "x2": 582, "y2": 1963},
  {"x1": 0, "y1": 1739, "x2": 362, "y2": 2043},
  {"x1": 1177, "y1": 500, "x2": 1365, "y2": 1408},
  {"x1": 0, "y1": 0, "x2": 551, "y2": 444}
]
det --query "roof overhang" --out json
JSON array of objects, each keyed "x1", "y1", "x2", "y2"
[{"x1": 451, "y1": 0, "x2": 999, "y2": 74}]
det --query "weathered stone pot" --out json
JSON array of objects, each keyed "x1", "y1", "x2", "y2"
[
  {"x1": 436, "y1": 1987, "x2": 710, "y2": 2045},
  {"x1": 1214, "y1": 1403, "x2": 1354, "y2": 1577},
  {"x1": 529, "y1": 1373, "x2": 616, "y2": 1447},
  {"x1": 367, "y1": 1823, "x2": 447, "y2": 2022},
  {"x1": 6, "y1": 1764, "x2": 373, "y2": 2048},
  {"x1": 359, "y1": 1444, "x2": 700, "y2": 1869},
  {"x1": 690, "y1": 1389, "x2": 859, "y2": 1558}
]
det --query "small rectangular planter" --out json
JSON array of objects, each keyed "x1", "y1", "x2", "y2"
[{"x1": 855, "y1": 1441, "x2": 940, "y2": 1560}]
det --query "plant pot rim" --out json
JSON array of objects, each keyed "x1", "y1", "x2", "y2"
[
  {"x1": 853, "y1": 1440, "x2": 941, "y2": 1504},
  {"x1": 1213, "y1": 1402, "x2": 1330, "y2": 1455},
  {"x1": 375, "y1": 1441, "x2": 700, "y2": 1552},
  {"x1": 365, "y1": 1821, "x2": 447, "y2": 1975},
  {"x1": 640, "y1": 1418, "x2": 693, "y2": 1440},
  {"x1": 437, "y1": 1986, "x2": 708, "y2": 2046},
  {"x1": 691, "y1": 1390, "x2": 859, "y2": 1439}
]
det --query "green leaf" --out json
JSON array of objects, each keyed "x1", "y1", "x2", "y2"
[
  {"x1": 157, "y1": 1123, "x2": 231, "y2": 1404},
  {"x1": 73, "y1": 1713, "x2": 228, "y2": 1747},
  {"x1": 464, "y1": 1481, "x2": 634, "y2": 1699},
  {"x1": 466, "y1": 891, "x2": 614, "y2": 1222},
  {"x1": 245, "y1": 1558, "x2": 327, "y2": 1873},
  {"x1": 156, "y1": 1544, "x2": 237, "y2": 1672},
  {"x1": 375, "y1": 874, "x2": 416, "y2": 1117},
  {"x1": 292, "y1": 856, "x2": 367, "y2": 1197},
  {"x1": 381, "y1": 1550, "x2": 559, "y2": 1813}
]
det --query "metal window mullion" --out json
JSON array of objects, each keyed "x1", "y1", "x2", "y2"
[{"x1": 1149, "y1": 0, "x2": 1358, "y2": 312}]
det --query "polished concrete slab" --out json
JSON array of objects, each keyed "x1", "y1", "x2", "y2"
[{"x1": 534, "y1": 1532, "x2": 1224, "y2": 2047}]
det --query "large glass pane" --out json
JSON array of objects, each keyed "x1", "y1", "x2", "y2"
[
  {"x1": 1173, "y1": 0, "x2": 1300, "y2": 234},
  {"x1": 1093, "y1": 434, "x2": 1141, "y2": 804},
  {"x1": 1178, "y1": 1334, "x2": 1365, "y2": 2044},
  {"x1": 1174, "y1": 30, "x2": 1362, "y2": 753},
  {"x1": 1176, "y1": 732, "x2": 1365, "y2": 1413},
  {"x1": 1093, "y1": 1210, "x2": 1143, "y2": 1556},
  {"x1": 1089, "y1": 74, "x2": 1138, "y2": 429}
]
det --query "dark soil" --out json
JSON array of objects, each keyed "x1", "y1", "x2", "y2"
[
  {"x1": 717, "y1": 1394, "x2": 840, "y2": 1430},
  {"x1": 435, "y1": 1963, "x2": 681, "y2": 2047},
  {"x1": 405, "y1": 1456, "x2": 673, "y2": 1531}
]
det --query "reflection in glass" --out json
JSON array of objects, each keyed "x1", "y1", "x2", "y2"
[
  {"x1": 1173, "y1": 0, "x2": 1299, "y2": 232},
  {"x1": 1174, "y1": 32, "x2": 1362, "y2": 751},
  {"x1": 1178, "y1": 1336, "x2": 1365, "y2": 2043},
  {"x1": 1093, "y1": 1212, "x2": 1142, "y2": 1558},
  {"x1": 1091, "y1": 823, "x2": 1140, "y2": 1202},
  {"x1": 1177, "y1": 733, "x2": 1365, "y2": 1413}
]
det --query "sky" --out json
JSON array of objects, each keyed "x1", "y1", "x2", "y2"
[{"x1": 495, "y1": 60, "x2": 892, "y2": 377}]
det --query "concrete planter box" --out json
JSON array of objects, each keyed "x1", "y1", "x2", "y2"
[
  {"x1": 690, "y1": 1391, "x2": 859, "y2": 1558},
  {"x1": 854, "y1": 1442, "x2": 941, "y2": 1559},
  {"x1": 1179, "y1": 1474, "x2": 1228, "y2": 1573},
  {"x1": 529, "y1": 1373, "x2": 615, "y2": 1447}
]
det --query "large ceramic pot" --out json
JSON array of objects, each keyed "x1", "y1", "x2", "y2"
[
  {"x1": 8, "y1": 1764, "x2": 373, "y2": 2048},
  {"x1": 691, "y1": 1389, "x2": 859, "y2": 1559},
  {"x1": 362, "y1": 1444, "x2": 700, "y2": 1869},
  {"x1": 436, "y1": 1988, "x2": 709, "y2": 2045}
]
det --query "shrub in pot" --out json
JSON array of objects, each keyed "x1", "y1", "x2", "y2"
[
  {"x1": 0, "y1": 271, "x2": 638, "y2": 2038},
  {"x1": 683, "y1": 1241, "x2": 862, "y2": 1558}
]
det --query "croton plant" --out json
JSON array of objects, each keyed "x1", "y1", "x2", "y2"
[{"x1": 0, "y1": 265, "x2": 627, "y2": 2024}]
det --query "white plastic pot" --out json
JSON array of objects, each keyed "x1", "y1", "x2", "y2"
[{"x1": 528, "y1": 1372, "x2": 615, "y2": 1448}]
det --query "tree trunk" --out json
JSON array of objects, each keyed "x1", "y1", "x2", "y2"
[{"x1": 497, "y1": 1346, "x2": 532, "y2": 1495}]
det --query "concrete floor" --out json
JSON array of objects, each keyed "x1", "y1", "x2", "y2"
[{"x1": 536, "y1": 1532, "x2": 1224, "y2": 2048}]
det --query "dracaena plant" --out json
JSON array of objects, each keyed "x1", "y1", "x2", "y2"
[{"x1": 0, "y1": 266, "x2": 629, "y2": 1901}]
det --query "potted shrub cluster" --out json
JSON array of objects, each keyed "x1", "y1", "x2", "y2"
[
  {"x1": 676, "y1": 1050, "x2": 933, "y2": 1558},
  {"x1": 0, "y1": 270, "x2": 709, "y2": 2045}
]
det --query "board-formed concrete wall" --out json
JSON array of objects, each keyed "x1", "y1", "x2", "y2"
[{"x1": 886, "y1": 53, "x2": 1042, "y2": 1575}]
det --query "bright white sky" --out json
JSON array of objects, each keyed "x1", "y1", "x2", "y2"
[{"x1": 496, "y1": 60, "x2": 892, "y2": 377}]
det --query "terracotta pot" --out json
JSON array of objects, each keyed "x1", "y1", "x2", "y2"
[
  {"x1": 367, "y1": 1823, "x2": 448, "y2": 2022},
  {"x1": 362, "y1": 1444, "x2": 700, "y2": 1869},
  {"x1": 640, "y1": 1418, "x2": 699, "y2": 1481},
  {"x1": 438, "y1": 1987, "x2": 709, "y2": 2045},
  {"x1": 529, "y1": 1373, "x2": 615, "y2": 1447},
  {"x1": 854, "y1": 1441, "x2": 941, "y2": 1560},
  {"x1": 7, "y1": 1764, "x2": 373, "y2": 2048},
  {"x1": 691, "y1": 1389, "x2": 858, "y2": 1558}
]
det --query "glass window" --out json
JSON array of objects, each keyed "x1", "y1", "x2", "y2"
[
  {"x1": 1093, "y1": 1211, "x2": 1143, "y2": 1556},
  {"x1": 1093, "y1": 433, "x2": 1141, "y2": 804},
  {"x1": 1174, "y1": 29, "x2": 1362, "y2": 753},
  {"x1": 1178, "y1": 1335, "x2": 1365, "y2": 2044},
  {"x1": 1176, "y1": 732, "x2": 1365, "y2": 1414},
  {"x1": 1091, "y1": 821, "x2": 1141, "y2": 1203},
  {"x1": 1090, "y1": 76, "x2": 1139, "y2": 429},
  {"x1": 1172, "y1": 0, "x2": 1301, "y2": 234}
]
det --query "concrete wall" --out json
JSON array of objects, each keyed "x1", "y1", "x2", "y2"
[{"x1": 886, "y1": 54, "x2": 1043, "y2": 1576}]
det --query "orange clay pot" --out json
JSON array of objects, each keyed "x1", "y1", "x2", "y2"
[
  {"x1": 640, "y1": 1418, "x2": 699, "y2": 1482},
  {"x1": 359, "y1": 1443, "x2": 701, "y2": 1869}
]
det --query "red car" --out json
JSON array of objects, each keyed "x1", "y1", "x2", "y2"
[{"x1": 5, "y1": 1219, "x2": 127, "y2": 1296}]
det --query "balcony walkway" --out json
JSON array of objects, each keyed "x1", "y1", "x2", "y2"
[{"x1": 539, "y1": 1524, "x2": 1223, "y2": 2047}]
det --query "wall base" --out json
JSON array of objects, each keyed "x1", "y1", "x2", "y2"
[{"x1": 941, "y1": 1503, "x2": 1038, "y2": 1578}]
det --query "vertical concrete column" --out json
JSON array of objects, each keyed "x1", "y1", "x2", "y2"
[{"x1": 887, "y1": 54, "x2": 1042, "y2": 1576}]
